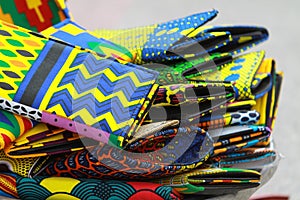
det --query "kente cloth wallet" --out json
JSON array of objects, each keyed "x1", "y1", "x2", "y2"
[
  {"x1": 39, "y1": 127, "x2": 213, "y2": 180},
  {"x1": 146, "y1": 82, "x2": 235, "y2": 123},
  {"x1": 145, "y1": 52, "x2": 233, "y2": 85},
  {"x1": 251, "y1": 58, "x2": 283, "y2": 146},
  {"x1": 210, "y1": 125, "x2": 271, "y2": 156},
  {"x1": 0, "y1": 0, "x2": 70, "y2": 32},
  {"x1": 155, "y1": 168, "x2": 261, "y2": 195},
  {"x1": 191, "y1": 110, "x2": 260, "y2": 130},
  {"x1": 5, "y1": 120, "x2": 178, "y2": 159},
  {"x1": 94, "y1": 12, "x2": 268, "y2": 64},
  {"x1": 0, "y1": 173, "x2": 182, "y2": 200},
  {"x1": 153, "y1": 82, "x2": 234, "y2": 106},
  {"x1": 94, "y1": 10, "x2": 218, "y2": 64},
  {"x1": 0, "y1": 20, "x2": 159, "y2": 148},
  {"x1": 191, "y1": 51, "x2": 273, "y2": 100},
  {"x1": 252, "y1": 58, "x2": 283, "y2": 129},
  {"x1": 209, "y1": 146, "x2": 277, "y2": 169}
]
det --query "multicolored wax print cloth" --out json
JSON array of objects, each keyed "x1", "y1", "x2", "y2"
[
  {"x1": 155, "y1": 168, "x2": 261, "y2": 195},
  {"x1": 38, "y1": 126, "x2": 214, "y2": 180},
  {"x1": 94, "y1": 14, "x2": 268, "y2": 65},
  {"x1": 252, "y1": 58, "x2": 283, "y2": 129},
  {"x1": 5, "y1": 121, "x2": 180, "y2": 159},
  {"x1": 147, "y1": 81, "x2": 235, "y2": 123},
  {"x1": 126, "y1": 124, "x2": 270, "y2": 158},
  {"x1": 0, "y1": 173, "x2": 182, "y2": 200},
  {"x1": 210, "y1": 125, "x2": 271, "y2": 156},
  {"x1": 143, "y1": 52, "x2": 233, "y2": 85},
  {"x1": 190, "y1": 51, "x2": 273, "y2": 100},
  {"x1": 209, "y1": 146, "x2": 277, "y2": 169},
  {"x1": 0, "y1": 0, "x2": 70, "y2": 32},
  {"x1": 0, "y1": 20, "x2": 159, "y2": 148}
]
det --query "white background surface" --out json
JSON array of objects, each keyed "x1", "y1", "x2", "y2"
[{"x1": 68, "y1": 1, "x2": 300, "y2": 199}]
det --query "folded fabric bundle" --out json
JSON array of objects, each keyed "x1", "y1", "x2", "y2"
[
  {"x1": 209, "y1": 147, "x2": 277, "y2": 169},
  {"x1": 191, "y1": 51, "x2": 271, "y2": 100},
  {"x1": 252, "y1": 58, "x2": 283, "y2": 129},
  {"x1": 0, "y1": 20, "x2": 159, "y2": 148},
  {"x1": 210, "y1": 125, "x2": 271, "y2": 156},
  {"x1": 146, "y1": 53, "x2": 233, "y2": 85},
  {"x1": 125, "y1": 124, "x2": 270, "y2": 161},
  {"x1": 94, "y1": 15, "x2": 268, "y2": 65},
  {"x1": 38, "y1": 126, "x2": 213, "y2": 180},
  {"x1": 147, "y1": 82, "x2": 235, "y2": 122},
  {"x1": 0, "y1": 172, "x2": 182, "y2": 200},
  {"x1": 155, "y1": 168, "x2": 261, "y2": 195}
]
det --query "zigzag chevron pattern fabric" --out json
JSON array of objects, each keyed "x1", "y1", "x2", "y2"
[{"x1": 0, "y1": 20, "x2": 159, "y2": 148}]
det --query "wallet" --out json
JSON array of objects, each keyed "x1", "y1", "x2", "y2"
[
  {"x1": 95, "y1": 14, "x2": 268, "y2": 65},
  {"x1": 0, "y1": 20, "x2": 159, "y2": 148},
  {"x1": 39, "y1": 127, "x2": 213, "y2": 180},
  {"x1": 210, "y1": 125, "x2": 271, "y2": 155},
  {"x1": 190, "y1": 51, "x2": 273, "y2": 100},
  {"x1": 156, "y1": 168, "x2": 261, "y2": 195}
]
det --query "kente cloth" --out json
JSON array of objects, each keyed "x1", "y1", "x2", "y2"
[
  {"x1": 155, "y1": 168, "x2": 261, "y2": 195},
  {"x1": 0, "y1": 20, "x2": 159, "y2": 148},
  {"x1": 0, "y1": 0, "x2": 70, "y2": 32},
  {"x1": 39, "y1": 127, "x2": 214, "y2": 180},
  {"x1": 0, "y1": 150, "x2": 48, "y2": 177},
  {"x1": 95, "y1": 13, "x2": 268, "y2": 65},
  {"x1": 209, "y1": 146, "x2": 277, "y2": 169},
  {"x1": 0, "y1": 172, "x2": 182, "y2": 200},
  {"x1": 190, "y1": 51, "x2": 273, "y2": 100},
  {"x1": 210, "y1": 125, "x2": 271, "y2": 156}
]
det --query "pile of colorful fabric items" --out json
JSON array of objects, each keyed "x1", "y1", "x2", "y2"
[{"x1": 0, "y1": 1, "x2": 283, "y2": 199}]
